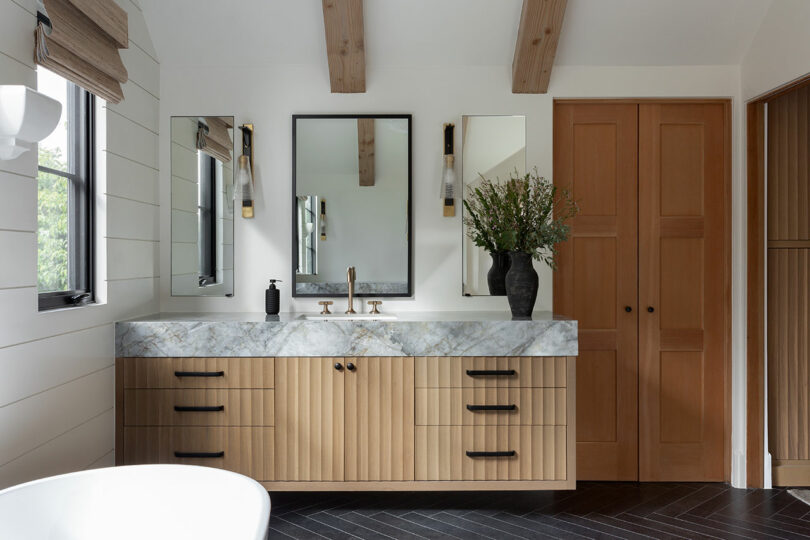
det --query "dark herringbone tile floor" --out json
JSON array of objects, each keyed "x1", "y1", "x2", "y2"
[{"x1": 266, "y1": 482, "x2": 810, "y2": 539}]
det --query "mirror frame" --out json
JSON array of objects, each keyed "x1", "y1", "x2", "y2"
[{"x1": 291, "y1": 114, "x2": 413, "y2": 298}]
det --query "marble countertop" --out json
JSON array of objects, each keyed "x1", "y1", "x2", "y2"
[{"x1": 115, "y1": 311, "x2": 578, "y2": 358}]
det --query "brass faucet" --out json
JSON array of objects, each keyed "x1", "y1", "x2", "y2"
[{"x1": 345, "y1": 266, "x2": 357, "y2": 314}]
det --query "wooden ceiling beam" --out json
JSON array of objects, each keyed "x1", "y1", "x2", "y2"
[
  {"x1": 322, "y1": 0, "x2": 366, "y2": 93},
  {"x1": 512, "y1": 0, "x2": 568, "y2": 94}
]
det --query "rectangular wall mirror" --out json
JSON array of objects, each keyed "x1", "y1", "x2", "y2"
[
  {"x1": 170, "y1": 116, "x2": 235, "y2": 296},
  {"x1": 462, "y1": 115, "x2": 526, "y2": 296},
  {"x1": 293, "y1": 114, "x2": 412, "y2": 297}
]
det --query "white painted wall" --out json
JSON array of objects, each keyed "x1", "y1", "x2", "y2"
[
  {"x1": 741, "y1": 0, "x2": 810, "y2": 100},
  {"x1": 0, "y1": 0, "x2": 159, "y2": 488}
]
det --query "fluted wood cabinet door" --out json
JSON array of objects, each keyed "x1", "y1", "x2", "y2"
[
  {"x1": 345, "y1": 357, "x2": 415, "y2": 481},
  {"x1": 553, "y1": 102, "x2": 639, "y2": 480},
  {"x1": 274, "y1": 357, "x2": 344, "y2": 481},
  {"x1": 638, "y1": 102, "x2": 728, "y2": 481}
]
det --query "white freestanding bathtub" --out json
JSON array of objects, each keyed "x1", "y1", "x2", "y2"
[{"x1": 0, "y1": 465, "x2": 270, "y2": 540}]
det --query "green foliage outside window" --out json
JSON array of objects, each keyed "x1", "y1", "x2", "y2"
[{"x1": 37, "y1": 147, "x2": 69, "y2": 293}]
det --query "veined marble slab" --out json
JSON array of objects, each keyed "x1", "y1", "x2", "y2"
[{"x1": 115, "y1": 312, "x2": 578, "y2": 358}]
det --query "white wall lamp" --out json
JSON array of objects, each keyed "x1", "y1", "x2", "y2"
[
  {"x1": 441, "y1": 122, "x2": 456, "y2": 217},
  {"x1": 0, "y1": 85, "x2": 61, "y2": 161},
  {"x1": 235, "y1": 123, "x2": 255, "y2": 218}
]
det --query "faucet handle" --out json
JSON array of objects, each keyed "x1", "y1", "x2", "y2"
[
  {"x1": 318, "y1": 301, "x2": 333, "y2": 314},
  {"x1": 368, "y1": 300, "x2": 382, "y2": 314}
]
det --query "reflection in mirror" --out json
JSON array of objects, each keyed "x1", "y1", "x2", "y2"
[
  {"x1": 171, "y1": 116, "x2": 235, "y2": 296},
  {"x1": 462, "y1": 115, "x2": 526, "y2": 296},
  {"x1": 296, "y1": 195, "x2": 319, "y2": 275},
  {"x1": 293, "y1": 115, "x2": 411, "y2": 297}
]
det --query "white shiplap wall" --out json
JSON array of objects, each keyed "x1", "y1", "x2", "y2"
[{"x1": 0, "y1": 0, "x2": 160, "y2": 488}]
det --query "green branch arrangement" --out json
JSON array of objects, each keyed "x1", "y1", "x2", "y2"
[{"x1": 462, "y1": 168, "x2": 579, "y2": 269}]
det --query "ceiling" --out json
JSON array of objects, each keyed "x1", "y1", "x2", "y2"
[{"x1": 140, "y1": 0, "x2": 773, "y2": 68}]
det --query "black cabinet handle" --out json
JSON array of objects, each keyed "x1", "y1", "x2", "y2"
[
  {"x1": 174, "y1": 451, "x2": 224, "y2": 459},
  {"x1": 174, "y1": 371, "x2": 225, "y2": 378},
  {"x1": 466, "y1": 404, "x2": 516, "y2": 412},
  {"x1": 334, "y1": 362, "x2": 344, "y2": 371},
  {"x1": 466, "y1": 451, "x2": 516, "y2": 458},
  {"x1": 465, "y1": 369, "x2": 516, "y2": 377},
  {"x1": 174, "y1": 405, "x2": 225, "y2": 412},
  {"x1": 647, "y1": 306, "x2": 655, "y2": 313},
  {"x1": 346, "y1": 362, "x2": 356, "y2": 371},
  {"x1": 625, "y1": 306, "x2": 632, "y2": 312}
]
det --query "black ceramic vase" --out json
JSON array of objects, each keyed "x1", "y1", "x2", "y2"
[
  {"x1": 486, "y1": 251, "x2": 511, "y2": 296},
  {"x1": 505, "y1": 251, "x2": 538, "y2": 318}
]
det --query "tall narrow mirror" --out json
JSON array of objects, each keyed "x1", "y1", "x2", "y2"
[
  {"x1": 171, "y1": 116, "x2": 235, "y2": 296},
  {"x1": 462, "y1": 115, "x2": 526, "y2": 296},
  {"x1": 293, "y1": 115, "x2": 412, "y2": 297}
]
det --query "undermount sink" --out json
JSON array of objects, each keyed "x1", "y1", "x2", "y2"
[{"x1": 298, "y1": 313, "x2": 398, "y2": 321}]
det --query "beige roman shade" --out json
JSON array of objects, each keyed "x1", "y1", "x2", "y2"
[
  {"x1": 35, "y1": 0, "x2": 129, "y2": 104},
  {"x1": 196, "y1": 117, "x2": 233, "y2": 164}
]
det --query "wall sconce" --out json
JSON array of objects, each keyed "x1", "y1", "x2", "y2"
[
  {"x1": 441, "y1": 123, "x2": 456, "y2": 217},
  {"x1": 319, "y1": 199, "x2": 327, "y2": 240},
  {"x1": 0, "y1": 86, "x2": 61, "y2": 160},
  {"x1": 235, "y1": 123, "x2": 255, "y2": 218}
]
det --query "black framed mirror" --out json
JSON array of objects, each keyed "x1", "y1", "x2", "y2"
[{"x1": 292, "y1": 114, "x2": 412, "y2": 297}]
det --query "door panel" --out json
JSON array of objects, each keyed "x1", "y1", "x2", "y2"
[
  {"x1": 345, "y1": 357, "x2": 415, "y2": 481},
  {"x1": 274, "y1": 357, "x2": 344, "y2": 481},
  {"x1": 554, "y1": 102, "x2": 639, "y2": 480},
  {"x1": 766, "y1": 85, "x2": 810, "y2": 486},
  {"x1": 638, "y1": 103, "x2": 727, "y2": 481}
]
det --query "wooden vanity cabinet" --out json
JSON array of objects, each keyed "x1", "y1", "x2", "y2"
[
  {"x1": 116, "y1": 357, "x2": 275, "y2": 480},
  {"x1": 117, "y1": 356, "x2": 575, "y2": 490}
]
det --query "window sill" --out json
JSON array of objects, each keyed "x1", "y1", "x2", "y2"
[{"x1": 38, "y1": 301, "x2": 98, "y2": 314}]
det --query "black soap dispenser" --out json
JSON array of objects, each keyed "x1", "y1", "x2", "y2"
[{"x1": 265, "y1": 279, "x2": 281, "y2": 315}]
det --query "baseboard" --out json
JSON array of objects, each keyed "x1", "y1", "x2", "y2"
[{"x1": 772, "y1": 459, "x2": 810, "y2": 486}]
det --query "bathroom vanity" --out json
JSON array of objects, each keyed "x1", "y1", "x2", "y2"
[{"x1": 115, "y1": 312, "x2": 577, "y2": 491}]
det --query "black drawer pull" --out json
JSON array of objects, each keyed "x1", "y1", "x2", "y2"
[
  {"x1": 466, "y1": 404, "x2": 517, "y2": 412},
  {"x1": 466, "y1": 451, "x2": 516, "y2": 458},
  {"x1": 174, "y1": 371, "x2": 225, "y2": 378},
  {"x1": 465, "y1": 369, "x2": 516, "y2": 377},
  {"x1": 174, "y1": 405, "x2": 225, "y2": 412},
  {"x1": 174, "y1": 451, "x2": 224, "y2": 459}
]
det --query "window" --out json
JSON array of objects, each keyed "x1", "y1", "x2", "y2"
[
  {"x1": 37, "y1": 68, "x2": 95, "y2": 310},
  {"x1": 198, "y1": 152, "x2": 216, "y2": 286}
]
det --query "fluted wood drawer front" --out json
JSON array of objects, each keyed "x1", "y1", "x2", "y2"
[
  {"x1": 124, "y1": 389, "x2": 274, "y2": 426},
  {"x1": 415, "y1": 357, "x2": 567, "y2": 388},
  {"x1": 415, "y1": 425, "x2": 566, "y2": 481},
  {"x1": 122, "y1": 357, "x2": 274, "y2": 389},
  {"x1": 415, "y1": 388, "x2": 566, "y2": 426},
  {"x1": 122, "y1": 427, "x2": 274, "y2": 481}
]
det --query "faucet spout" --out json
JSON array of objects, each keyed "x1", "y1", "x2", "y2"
[{"x1": 346, "y1": 266, "x2": 357, "y2": 314}]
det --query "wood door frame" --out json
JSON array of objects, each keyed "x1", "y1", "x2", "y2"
[
  {"x1": 553, "y1": 98, "x2": 733, "y2": 482},
  {"x1": 746, "y1": 74, "x2": 810, "y2": 488}
]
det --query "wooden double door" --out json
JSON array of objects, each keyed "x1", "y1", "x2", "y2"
[{"x1": 554, "y1": 100, "x2": 729, "y2": 481}]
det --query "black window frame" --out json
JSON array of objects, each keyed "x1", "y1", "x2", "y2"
[
  {"x1": 37, "y1": 80, "x2": 95, "y2": 311},
  {"x1": 198, "y1": 152, "x2": 217, "y2": 286}
]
